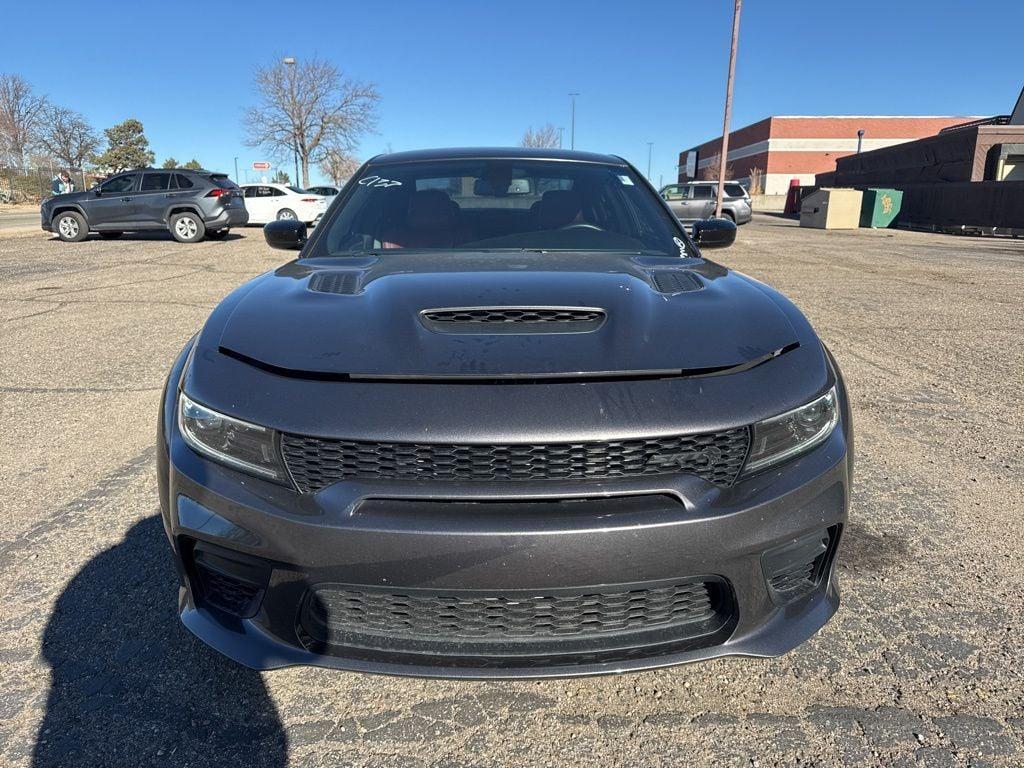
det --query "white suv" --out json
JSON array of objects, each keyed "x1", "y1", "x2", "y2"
[{"x1": 239, "y1": 184, "x2": 327, "y2": 225}]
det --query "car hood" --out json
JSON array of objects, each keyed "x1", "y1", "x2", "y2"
[
  {"x1": 43, "y1": 190, "x2": 92, "y2": 206},
  {"x1": 207, "y1": 252, "x2": 803, "y2": 380}
]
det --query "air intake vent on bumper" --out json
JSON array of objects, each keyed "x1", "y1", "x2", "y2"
[{"x1": 421, "y1": 307, "x2": 606, "y2": 334}]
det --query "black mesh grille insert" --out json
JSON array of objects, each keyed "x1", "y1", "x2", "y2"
[
  {"x1": 650, "y1": 270, "x2": 703, "y2": 294},
  {"x1": 423, "y1": 307, "x2": 603, "y2": 324},
  {"x1": 281, "y1": 427, "x2": 750, "y2": 493},
  {"x1": 308, "y1": 271, "x2": 360, "y2": 295},
  {"x1": 195, "y1": 565, "x2": 262, "y2": 617},
  {"x1": 302, "y1": 580, "x2": 719, "y2": 642}
]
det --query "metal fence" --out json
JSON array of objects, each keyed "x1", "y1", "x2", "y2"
[{"x1": 0, "y1": 166, "x2": 94, "y2": 205}]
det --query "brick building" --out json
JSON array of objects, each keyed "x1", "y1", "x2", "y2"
[{"x1": 678, "y1": 116, "x2": 976, "y2": 195}]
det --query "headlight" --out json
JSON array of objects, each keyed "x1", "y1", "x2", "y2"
[
  {"x1": 744, "y1": 386, "x2": 839, "y2": 474},
  {"x1": 177, "y1": 393, "x2": 286, "y2": 481}
]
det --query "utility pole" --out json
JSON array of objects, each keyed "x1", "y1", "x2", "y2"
[
  {"x1": 283, "y1": 57, "x2": 300, "y2": 186},
  {"x1": 647, "y1": 142, "x2": 654, "y2": 180},
  {"x1": 569, "y1": 93, "x2": 580, "y2": 150},
  {"x1": 715, "y1": 0, "x2": 742, "y2": 219},
  {"x1": 234, "y1": 156, "x2": 239, "y2": 183}
]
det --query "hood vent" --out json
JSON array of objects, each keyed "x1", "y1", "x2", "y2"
[
  {"x1": 308, "y1": 271, "x2": 361, "y2": 295},
  {"x1": 650, "y1": 270, "x2": 703, "y2": 294},
  {"x1": 421, "y1": 307, "x2": 606, "y2": 335}
]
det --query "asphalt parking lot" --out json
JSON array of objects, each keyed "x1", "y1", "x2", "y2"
[{"x1": 1, "y1": 215, "x2": 1022, "y2": 768}]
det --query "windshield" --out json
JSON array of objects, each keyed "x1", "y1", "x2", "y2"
[{"x1": 310, "y1": 159, "x2": 687, "y2": 257}]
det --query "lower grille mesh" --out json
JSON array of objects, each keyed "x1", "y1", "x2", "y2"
[
  {"x1": 303, "y1": 581, "x2": 717, "y2": 641},
  {"x1": 281, "y1": 428, "x2": 750, "y2": 493}
]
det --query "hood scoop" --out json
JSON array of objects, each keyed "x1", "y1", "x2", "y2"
[
  {"x1": 308, "y1": 271, "x2": 362, "y2": 295},
  {"x1": 420, "y1": 306, "x2": 606, "y2": 335},
  {"x1": 649, "y1": 269, "x2": 703, "y2": 294}
]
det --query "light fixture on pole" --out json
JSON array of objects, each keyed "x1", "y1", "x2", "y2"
[
  {"x1": 283, "y1": 57, "x2": 300, "y2": 186},
  {"x1": 856, "y1": 129, "x2": 865, "y2": 154},
  {"x1": 569, "y1": 93, "x2": 580, "y2": 150},
  {"x1": 715, "y1": 0, "x2": 743, "y2": 219}
]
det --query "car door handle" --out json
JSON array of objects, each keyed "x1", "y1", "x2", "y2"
[{"x1": 121, "y1": 197, "x2": 132, "y2": 202}]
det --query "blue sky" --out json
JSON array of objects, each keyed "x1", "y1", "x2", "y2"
[{"x1": 5, "y1": 0, "x2": 1022, "y2": 186}]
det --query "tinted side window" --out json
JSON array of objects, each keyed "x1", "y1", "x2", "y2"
[
  {"x1": 725, "y1": 184, "x2": 746, "y2": 198},
  {"x1": 173, "y1": 174, "x2": 194, "y2": 190},
  {"x1": 691, "y1": 185, "x2": 714, "y2": 199},
  {"x1": 141, "y1": 173, "x2": 170, "y2": 192},
  {"x1": 102, "y1": 174, "x2": 138, "y2": 194}
]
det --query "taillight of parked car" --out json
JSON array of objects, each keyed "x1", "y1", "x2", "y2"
[{"x1": 205, "y1": 188, "x2": 232, "y2": 198}]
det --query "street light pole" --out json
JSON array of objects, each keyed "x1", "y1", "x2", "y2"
[
  {"x1": 715, "y1": 0, "x2": 742, "y2": 219},
  {"x1": 283, "y1": 57, "x2": 300, "y2": 186},
  {"x1": 647, "y1": 142, "x2": 654, "y2": 180},
  {"x1": 856, "y1": 129, "x2": 865, "y2": 154},
  {"x1": 234, "y1": 156, "x2": 239, "y2": 183},
  {"x1": 569, "y1": 93, "x2": 580, "y2": 150}
]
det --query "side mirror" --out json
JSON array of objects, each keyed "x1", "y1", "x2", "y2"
[
  {"x1": 264, "y1": 219, "x2": 307, "y2": 250},
  {"x1": 692, "y1": 217, "x2": 736, "y2": 249},
  {"x1": 93, "y1": 187, "x2": 102, "y2": 197}
]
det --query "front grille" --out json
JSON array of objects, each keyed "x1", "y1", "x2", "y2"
[
  {"x1": 423, "y1": 307, "x2": 603, "y2": 324},
  {"x1": 280, "y1": 427, "x2": 750, "y2": 493}
]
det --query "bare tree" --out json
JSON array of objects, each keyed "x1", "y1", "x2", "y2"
[
  {"x1": 748, "y1": 166, "x2": 764, "y2": 196},
  {"x1": 244, "y1": 56, "x2": 378, "y2": 187},
  {"x1": 35, "y1": 105, "x2": 101, "y2": 170},
  {"x1": 699, "y1": 152, "x2": 734, "y2": 181},
  {"x1": 0, "y1": 74, "x2": 48, "y2": 167},
  {"x1": 319, "y1": 147, "x2": 361, "y2": 186},
  {"x1": 520, "y1": 123, "x2": 560, "y2": 149}
]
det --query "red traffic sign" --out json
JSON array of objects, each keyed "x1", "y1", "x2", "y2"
[{"x1": 252, "y1": 161, "x2": 271, "y2": 171}]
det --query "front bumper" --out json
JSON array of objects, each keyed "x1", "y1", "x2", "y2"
[{"x1": 157, "y1": 351, "x2": 852, "y2": 679}]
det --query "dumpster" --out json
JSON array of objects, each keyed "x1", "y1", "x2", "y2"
[
  {"x1": 799, "y1": 188, "x2": 863, "y2": 229},
  {"x1": 860, "y1": 188, "x2": 903, "y2": 228}
]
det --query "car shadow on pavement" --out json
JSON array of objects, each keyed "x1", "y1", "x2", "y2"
[{"x1": 32, "y1": 516, "x2": 287, "y2": 768}]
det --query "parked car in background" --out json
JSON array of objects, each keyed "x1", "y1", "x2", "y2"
[
  {"x1": 306, "y1": 185, "x2": 340, "y2": 199},
  {"x1": 239, "y1": 184, "x2": 328, "y2": 225},
  {"x1": 41, "y1": 168, "x2": 248, "y2": 243},
  {"x1": 660, "y1": 181, "x2": 752, "y2": 225},
  {"x1": 158, "y1": 147, "x2": 851, "y2": 678}
]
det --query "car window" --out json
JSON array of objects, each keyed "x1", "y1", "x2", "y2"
[
  {"x1": 314, "y1": 159, "x2": 687, "y2": 258},
  {"x1": 101, "y1": 174, "x2": 138, "y2": 194},
  {"x1": 725, "y1": 183, "x2": 747, "y2": 198},
  {"x1": 173, "y1": 174, "x2": 194, "y2": 190},
  {"x1": 691, "y1": 185, "x2": 714, "y2": 199},
  {"x1": 141, "y1": 173, "x2": 170, "y2": 192},
  {"x1": 210, "y1": 174, "x2": 238, "y2": 189},
  {"x1": 662, "y1": 186, "x2": 685, "y2": 201}
]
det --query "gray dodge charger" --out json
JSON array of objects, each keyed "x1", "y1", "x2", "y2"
[{"x1": 157, "y1": 148, "x2": 852, "y2": 678}]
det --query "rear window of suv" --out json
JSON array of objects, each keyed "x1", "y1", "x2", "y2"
[
  {"x1": 725, "y1": 184, "x2": 747, "y2": 198},
  {"x1": 210, "y1": 174, "x2": 238, "y2": 189}
]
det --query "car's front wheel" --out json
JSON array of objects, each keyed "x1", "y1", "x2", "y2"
[
  {"x1": 54, "y1": 211, "x2": 89, "y2": 242},
  {"x1": 170, "y1": 212, "x2": 206, "y2": 243},
  {"x1": 276, "y1": 208, "x2": 297, "y2": 221}
]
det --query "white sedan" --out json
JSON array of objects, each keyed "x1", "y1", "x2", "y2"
[{"x1": 239, "y1": 184, "x2": 328, "y2": 225}]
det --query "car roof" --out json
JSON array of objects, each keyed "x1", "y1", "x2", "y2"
[{"x1": 367, "y1": 147, "x2": 628, "y2": 166}]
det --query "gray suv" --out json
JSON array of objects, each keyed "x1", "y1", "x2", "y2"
[
  {"x1": 660, "y1": 181, "x2": 752, "y2": 225},
  {"x1": 41, "y1": 168, "x2": 249, "y2": 243}
]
